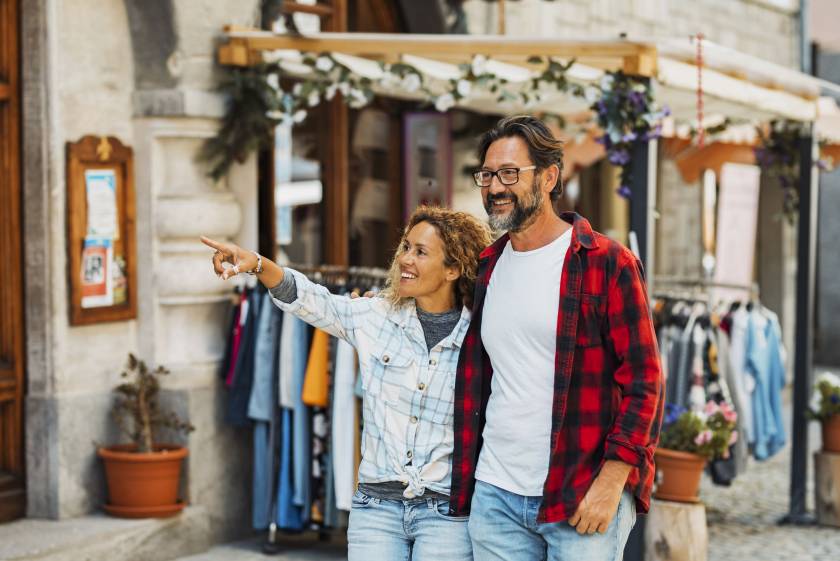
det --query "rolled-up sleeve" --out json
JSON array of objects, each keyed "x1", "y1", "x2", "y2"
[{"x1": 603, "y1": 252, "x2": 664, "y2": 467}]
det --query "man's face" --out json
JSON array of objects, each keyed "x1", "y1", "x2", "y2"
[{"x1": 481, "y1": 136, "x2": 543, "y2": 233}]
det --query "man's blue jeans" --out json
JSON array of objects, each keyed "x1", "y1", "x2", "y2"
[
  {"x1": 468, "y1": 480, "x2": 636, "y2": 561},
  {"x1": 347, "y1": 489, "x2": 473, "y2": 561}
]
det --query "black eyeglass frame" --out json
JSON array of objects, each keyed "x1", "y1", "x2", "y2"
[{"x1": 472, "y1": 165, "x2": 537, "y2": 187}]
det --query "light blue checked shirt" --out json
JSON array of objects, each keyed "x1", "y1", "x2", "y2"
[{"x1": 270, "y1": 268, "x2": 470, "y2": 498}]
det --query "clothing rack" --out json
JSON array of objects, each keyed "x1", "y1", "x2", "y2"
[
  {"x1": 287, "y1": 263, "x2": 389, "y2": 283},
  {"x1": 652, "y1": 276, "x2": 760, "y2": 306}
]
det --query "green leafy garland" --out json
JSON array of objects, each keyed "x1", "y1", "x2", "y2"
[{"x1": 202, "y1": 53, "x2": 668, "y2": 192}]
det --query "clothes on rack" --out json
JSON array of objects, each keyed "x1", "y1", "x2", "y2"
[
  {"x1": 652, "y1": 293, "x2": 787, "y2": 471},
  {"x1": 218, "y1": 267, "x2": 386, "y2": 532}
]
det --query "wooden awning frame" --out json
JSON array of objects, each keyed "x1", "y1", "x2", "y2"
[{"x1": 219, "y1": 28, "x2": 659, "y2": 76}]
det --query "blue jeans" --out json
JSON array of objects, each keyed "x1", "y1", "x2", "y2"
[
  {"x1": 347, "y1": 489, "x2": 473, "y2": 561},
  {"x1": 468, "y1": 480, "x2": 636, "y2": 561}
]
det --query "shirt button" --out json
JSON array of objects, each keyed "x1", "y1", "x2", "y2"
[
  {"x1": 407, "y1": 450, "x2": 413, "y2": 458},
  {"x1": 411, "y1": 416, "x2": 418, "y2": 424},
  {"x1": 429, "y1": 359, "x2": 437, "y2": 366},
  {"x1": 418, "y1": 383, "x2": 426, "y2": 391},
  {"x1": 382, "y1": 355, "x2": 390, "y2": 364}
]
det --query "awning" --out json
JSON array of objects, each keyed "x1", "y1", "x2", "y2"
[{"x1": 218, "y1": 29, "x2": 826, "y2": 125}]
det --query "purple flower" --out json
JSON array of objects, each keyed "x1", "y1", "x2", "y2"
[
  {"x1": 596, "y1": 100, "x2": 607, "y2": 115},
  {"x1": 628, "y1": 90, "x2": 645, "y2": 110},
  {"x1": 664, "y1": 403, "x2": 686, "y2": 425},
  {"x1": 608, "y1": 149, "x2": 631, "y2": 166},
  {"x1": 616, "y1": 185, "x2": 632, "y2": 199},
  {"x1": 622, "y1": 131, "x2": 638, "y2": 143}
]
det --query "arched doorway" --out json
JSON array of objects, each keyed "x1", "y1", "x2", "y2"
[{"x1": 0, "y1": 0, "x2": 25, "y2": 523}]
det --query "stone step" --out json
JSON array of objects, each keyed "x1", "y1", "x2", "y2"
[
  {"x1": 0, "y1": 506, "x2": 211, "y2": 561},
  {"x1": 172, "y1": 535, "x2": 347, "y2": 561}
]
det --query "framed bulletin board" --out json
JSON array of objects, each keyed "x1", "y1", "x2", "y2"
[
  {"x1": 402, "y1": 112, "x2": 452, "y2": 221},
  {"x1": 66, "y1": 136, "x2": 137, "y2": 325}
]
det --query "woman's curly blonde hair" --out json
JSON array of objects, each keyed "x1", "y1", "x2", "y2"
[{"x1": 381, "y1": 206, "x2": 492, "y2": 310}]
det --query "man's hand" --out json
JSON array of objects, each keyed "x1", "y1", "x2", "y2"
[{"x1": 568, "y1": 460, "x2": 632, "y2": 535}]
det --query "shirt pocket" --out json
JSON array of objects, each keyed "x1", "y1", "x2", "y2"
[
  {"x1": 366, "y1": 343, "x2": 415, "y2": 407},
  {"x1": 578, "y1": 294, "x2": 605, "y2": 348}
]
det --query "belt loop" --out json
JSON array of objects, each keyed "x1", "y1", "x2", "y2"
[{"x1": 427, "y1": 497, "x2": 435, "y2": 509}]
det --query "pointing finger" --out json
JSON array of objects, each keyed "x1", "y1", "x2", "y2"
[{"x1": 200, "y1": 236, "x2": 225, "y2": 252}]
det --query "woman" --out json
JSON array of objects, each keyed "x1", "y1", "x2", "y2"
[{"x1": 201, "y1": 206, "x2": 491, "y2": 561}]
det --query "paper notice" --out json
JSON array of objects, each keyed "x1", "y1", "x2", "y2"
[{"x1": 85, "y1": 169, "x2": 119, "y2": 239}]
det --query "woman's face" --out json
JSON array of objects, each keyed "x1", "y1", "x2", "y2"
[{"x1": 396, "y1": 221, "x2": 459, "y2": 302}]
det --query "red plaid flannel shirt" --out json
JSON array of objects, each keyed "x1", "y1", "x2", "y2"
[{"x1": 449, "y1": 212, "x2": 664, "y2": 522}]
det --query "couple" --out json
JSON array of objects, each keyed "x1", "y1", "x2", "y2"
[{"x1": 202, "y1": 116, "x2": 663, "y2": 561}]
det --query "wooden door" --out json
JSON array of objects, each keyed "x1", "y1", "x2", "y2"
[{"x1": 0, "y1": 0, "x2": 25, "y2": 523}]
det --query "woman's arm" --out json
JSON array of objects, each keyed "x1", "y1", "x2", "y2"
[
  {"x1": 200, "y1": 236, "x2": 372, "y2": 345},
  {"x1": 200, "y1": 236, "x2": 284, "y2": 289}
]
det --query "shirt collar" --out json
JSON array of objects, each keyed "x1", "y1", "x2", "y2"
[{"x1": 479, "y1": 212, "x2": 598, "y2": 261}]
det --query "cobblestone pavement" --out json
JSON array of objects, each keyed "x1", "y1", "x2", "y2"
[{"x1": 702, "y1": 390, "x2": 840, "y2": 561}]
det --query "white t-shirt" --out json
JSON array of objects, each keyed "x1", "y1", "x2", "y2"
[{"x1": 475, "y1": 228, "x2": 572, "y2": 496}]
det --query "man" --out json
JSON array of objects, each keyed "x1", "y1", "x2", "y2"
[{"x1": 449, "y1": 116, "x2": 664, "y2": 560}]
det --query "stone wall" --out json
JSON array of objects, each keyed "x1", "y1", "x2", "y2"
[
  {"x1": 23, "y1": 0, "x2": 262, "y2": 541},
  {"x1": 462, "y1": 0, "x2": 800, "y2": 68}
]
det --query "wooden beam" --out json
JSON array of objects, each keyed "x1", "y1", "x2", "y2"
[
  {"x1": 322, "y1": 1, "x2": 349, "y2": 266},
  {"x1": 220, "y1": 31, "x2": 656, "y2": 72},
  {"x1": 281, "y1": 2, "x2": 334, "y2": 18},
  {"x1": 0, "y1": 83, "x2": 9, "y2": 101}
]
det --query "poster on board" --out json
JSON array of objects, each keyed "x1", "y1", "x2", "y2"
[{"x1": 80, "y1": 237, "x2": 114, "y2": 308}]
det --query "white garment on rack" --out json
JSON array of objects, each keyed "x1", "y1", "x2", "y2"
[
  {"x1": 278, "y1": 312, "x2": 297, "y2": 409},
  {"x1": 728, "y1": 308, "x2": 754, "y2": 444},
  {"x1": 332, "y1": 338, "x2": 357, "y2": 511}
]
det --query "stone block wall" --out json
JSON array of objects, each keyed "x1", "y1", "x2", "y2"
[
  {"x1": 23, "y1": 0, "x2": 261, "y2": 541},
  {"x1": 462, "y1": 0, "x2": 800, "y2": 68}
]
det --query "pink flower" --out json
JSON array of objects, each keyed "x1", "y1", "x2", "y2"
[
  {"x1": 704, "y1": 401, "x2": 720, "y2": 417},
  {"x1": 719, "y1": 402, "x2": 738, "y2": 423},
  {"x1": 694, "y1": 429, "x2": 713, "y2": 446},
  {"x1": 729, "y1": 430, "x2": 739, "y2": 445}
]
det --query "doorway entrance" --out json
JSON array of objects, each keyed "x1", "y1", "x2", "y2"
[{"x1": 0, "y1": 0, "x2": 25, "y2": 523}]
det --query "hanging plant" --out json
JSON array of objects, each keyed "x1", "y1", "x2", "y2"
[
  {"x1": 754, "y1": 120, "x2": 805, "y2": 224},
  {"x1": 199, "y1": 63, "x2": 284, "y2": 181},
  {"x1": 590, "y1": 70, "x2": 669, "y2": 198}
]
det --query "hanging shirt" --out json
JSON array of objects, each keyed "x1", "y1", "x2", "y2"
[
  {"x1": 332, "y1": 338, "x2": 358, "y2": 511},
  {"x1": 747, "y1": 310, "x2": 787, "y2": 460},
  {"x1": 302, "y1": 329, "x2": 330, "y2": 407},
  {"x1": 270, "y1": 269, "x2": 470, "y2": 499}
]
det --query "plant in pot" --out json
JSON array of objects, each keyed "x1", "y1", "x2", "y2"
[
  {"x1": 808, "y1": 372, "x2": 840, "y2": 453},
  {"x1": 654, "y1": 401, "x2": 738, "y2": 503},
  {"x1": 98, "y1": 353, "x2": 195, "y2": 518}
]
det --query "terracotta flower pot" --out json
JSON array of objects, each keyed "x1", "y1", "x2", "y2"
[
  {"x1": 822, "y1": 416, "x2": 840, "y2": 453},
  {"x1": 98, "y1": 444, "x2": 188, "y2": 518},
  {"x1": 653, "y1": 447, "x2": 707, "y2": 503}
]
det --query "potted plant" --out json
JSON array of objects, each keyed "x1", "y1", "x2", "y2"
[
  {"x1": 654, "y1": 401, "x2": 738, "y2": 503},
  {"x1": 98, "y1": 353, "x2": 195, "y2": 518},
  {"x1": 808, "y1": 372, "x2": 840, "y2": 453}
]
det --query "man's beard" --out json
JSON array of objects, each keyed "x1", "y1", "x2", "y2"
[{"x1": 484, "y1": 178, "x2": 543, "y2": 233}]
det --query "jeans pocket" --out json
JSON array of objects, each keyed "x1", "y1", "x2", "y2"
[
  {"x1": 351, "y1": 489, "x2": 373, "y2": 509},
  {"x1": 434, "y1": 500, "x2": 469, "y2": 522}
]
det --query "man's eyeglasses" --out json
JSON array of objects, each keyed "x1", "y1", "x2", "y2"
[{"x1": 473, "y1": 165, "x2": 537, "y2": 187}]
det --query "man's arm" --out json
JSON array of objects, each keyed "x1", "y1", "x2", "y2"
[{"x1": 570, "y1": 250, "x2": 663, "y2": 534}]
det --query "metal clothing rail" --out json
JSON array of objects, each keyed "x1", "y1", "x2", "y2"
[{"x1": 287, "y1": 262, "x2": 389, "y2": 280}]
